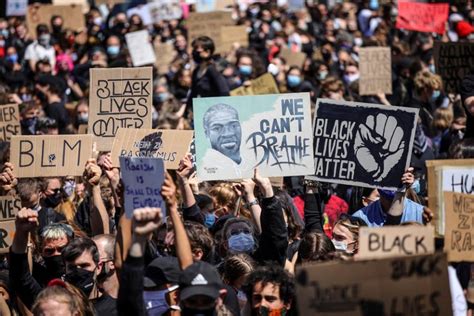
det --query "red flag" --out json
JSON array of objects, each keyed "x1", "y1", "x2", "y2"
[{"x1": 396, "y1": 2, "x2": 449, "y2": 35}]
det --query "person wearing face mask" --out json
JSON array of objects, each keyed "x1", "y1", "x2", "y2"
[
  {"x1": 92, "y1": 234, "x2": 119, "y2": 301},
  {"x1": 24, "y1": 24, "x2": 55, "y2": 73},
  {"x1": 19, "y1": 102, "x2": 40, "y2": 135},
  {"x1": 74, "y1": 99, "x2": 89, "y2": 128},
  {"x1": 343, "y1": 62, "x2": 360, "y2": 87},
  {"x1": 331, "y1": 214, "x2": 367, "y2": 254},
  {"x1": 105, "y1": 35, "x2": 123, "y2": 65},
  {"x1": 285, "y1": 67, "x2": 315, "y2": 96},
  {"x1": 50, "y1": 15, "x2": 64, "y2": 44}
]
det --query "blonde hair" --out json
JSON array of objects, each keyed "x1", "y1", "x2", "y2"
[
  {"x1": 414, "y1": 71, "x2": 442, "y2": 95},
  {"x1": 208, "y1": 183, "x2": 239, "y2": 214},
  {"x1": 32, "y1": 283, "x2": 94, "y2": 316},
  {"x1": 432, "y1": 106, "x2": 454, "y2": 132}
]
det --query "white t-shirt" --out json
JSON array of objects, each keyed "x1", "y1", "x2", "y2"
[{"x1": 24, "y1": 41, "x2": 56, "y2": 69}]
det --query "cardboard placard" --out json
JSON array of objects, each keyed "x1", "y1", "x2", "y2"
[
  {"x1": 279, "y1": 47, "x2": 307, "y2": 68},
  {"x1": 359, "y1": 47, "x2": 392, "y2": 96},
  {"x1": 295, "y1": 253, "x2": 452, "y2": 316},
  {"x1": 148, "y1": 0, "x2": 182, "y2": 23},
  {"x1": 230, "y1": 73, "x2": 279, "y2": 96},
  {"x1": 26, "y1": 4, "x2": 85, "y2": 38},
  {"x1": 52, "y1": 0, "x2": 89, "y2": 13},
  {"x1": 0, "y1": 196, "x2": 21, "y2": 222},
  {"x1": 0, "y1": 104, "x2": 21, "y2": 142},
  {"x1": 125, "y1": 30, "x2": 156, "y2": 67},
  {"x1": 120, "y1": 157, "x2": 166, "y2": 219},
  {"x1": 10, "y1": 135, "x2": 93, "y2": 178},
  {"x1": 217, "y1": 25, "x2": 248, "y2": 54},
  {"x1": 288, "y1": 0, "x2": 305, "y2": 12},
  {"x1": 0, "y1": 221, "x2": 16, "y2": 254},
  {"x1": 89, "y1": 67, "x2": 153, "y2": 151},
  {"x1": 308, "y1": 99, "x2": 418, "y2": 190},
  {"x1": 357, "y1": 225, "x2": 434, "y2": 260},
  {"x1": 155, "y1": 42, "x2": 176, "y2": 75},
  {"x1": 187, "y1": 11, "x2": 233, "y2": 53},
  {"x1": 396, "y1": 2, "x2": 449, "y2": 35},
  {"x1": 94, "y1": 0, "x2": 125, "y2": 5},
  {"x1": 426, "y1": 159, "x2": 474, "y2": 235},
  {"x1": 111, "y1": 128, "x2": 194, "y2": 169},
  {"x1": 6, "y1": 0, "x2": 27, "y2": 16},
  {"x1": 193, "y1": 93, "x2": 314, "y2": 181},
  {"x1": 195, "y1": 0, "x2": 234, "y2": 12},
  {"x1": 433, "y1": 41, "x2": 474, "y2": 94},
  {"x1": 77, "y1": 124, "x2": 88, "y2": 134}
]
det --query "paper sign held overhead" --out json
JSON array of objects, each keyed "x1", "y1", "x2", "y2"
[
  {"x1": 187, "y1": 11, "x2": 233, "y2": 53},
  {"x1": 230, "y1": 73, "x2": 279, "y2": 96},
  {"x1": 155, "y1": 42, "x2": 176, "y2": 74},
  {"x1": 308, "y1": 99, "x2": 418, "y2": 190},
  {"x1": 125, "y1": 30, "x2": 156, "y2": 67},
  {"x1": 111, "y1": 128, "x2": 194, "y2": 169},
  {"x1": 358, "y1": 47, "x2": 392, "y2": 96},
  {"x1": 279, "y1": 47, "x2": 307, "y2": 68},
  {"x1": 120, "y1": 157, "x2": 166, "y2": 219},
  {"x1": 10, "y1": 135, "x2": 93, "y2": 178},
  {"x1": 0, "y1": 104, "x2": 21, "y2": 142},
  {"x1": 193, "y1": 93, "x2": 314, "y2": 181},
  {"x1": 217, "y1": 25, "x2": 249, "y2": 54},
  {"x1": 396, "y1": 2, "x2": 449, "y2": 35},
  {"x1": 148, "y1": 0, "x2": 182, "y2": 24},
  {"x1": 89, "y1": 67, "x2": 153, "y2": 151},
  {"x1": 26, "y1": 4, "x2": 85, "y2": 38},
  {"x1": 7, "y1": 0, "x2": 28, "y2": 16}
]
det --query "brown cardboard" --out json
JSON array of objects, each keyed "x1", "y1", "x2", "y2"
[
  {"x1": 357, "y1": 225, "x2": 434, "y2": 260},
  {"x1": 155, "y1": 42, "x2": 176, "y2": 75},
  {"x1": 0, "y1": 104, "x2": 21, "y2": 142},
  {"x1": 230, "y1": 73, "x2": 279, "y2": 96},
  {"x1": 187, "y1": 11, "x2": 233, "y2": 53},
  {"x1": 94, "y1": 0, "x2": 125, "y2": 5},
  {"x1": 444, "y1": 192, "x2": 474, "y2": 262},
  {"x1": 88, "y1": 67, "x2": 153, "y2": 151},
  {"x1": 295, "y1": 252, "x2": 451, "y2": 316},
  {"x1": 0, "y1": 220, "x2": 16, "y2": 254},
  {"x1": 217, "y1": 25, "x2": 248, "y2": 54},
  {"x1": 10, "y1": 135, "x2": 93, "y2": 177},
  {"x1": 27, "y1": 4, "x2": 85, "y2": 38},
  {"x1": 0, "y1": 196, "x2": 21, "y2": 221},
  {"x1": 52, "y1": 0, "x2": 89, "y2": 13},
  {"x1": 279, "y1": 47, "x2": 307, "y2": 68},
  {"x1": 110, "y1": 128, "x2": 194, "y2": 169},
  {"x1": 77, "y1": 124, "x2": 88, "y2": 134},
  {"x1": 359, "y1": 47, "x2": 392, "y2": 96}
]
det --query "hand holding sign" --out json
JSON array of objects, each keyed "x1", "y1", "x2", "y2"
[
  {"x1": 161, "y1": 172, "x2": 178, "y2": 209},
  {"x1": 83, "y1": 159, "x2": 101, "y2": 187},
  {"x1": 0, "y1": 162, "x2": 17, "y2": 193},
  {"x1": 354, "y1": 114, "x2": 405, "y2": 182}
]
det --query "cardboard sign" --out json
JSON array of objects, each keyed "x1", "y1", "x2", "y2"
[
  {"x1": 89, "y1": 67, "x2": 153, "y2": 151},
  {"x1": 10, "y1": 135, "x2": 93, "y2": 178},
  {"x1": 295, "y1": 253, "x2": 452, "y2": 316},
  {"x1": 77, "y1": 124, "x2": 88, "y2": 134},
  {"x1": 148, "y1": 0, "x2": 182, "y2": 23},
  {"x1": 111, "y1": 128, "x2": 194, "y2": 169},
  {"x1": 357, "y1": 226, "x2": 434, "y2": 260},
  {"x1": 6, "y1": 0, "x2": 27, "y2": 16},
  {"x1": 288, "y1": 0, "x2": 305, "y2": 12},
  {"x1": 120, "y1": 157, "x2": 166, "y2": 219},
  {"x1": 52, "y1": 0, "x2": 89, "y2": 13},
  {"x1": 358, "y1": 47, "x2": 392, "y2": 96},
  {"x1": 155, "y1": 42, "x2": 176, "y2": 75},
  {"x1": 0, "y1": 104, "x2": 21, "y2": 142},
  {"x1": 426, "y1": 159, "x2": 474, "y2": 235},
  {"x1": 195, "y1": 0, "x2": 233, "y2": 12},
  {"x1": 230, "y1": 73, "x2": 279, "y2": 96},
  {"x1": 26, "y1": 4, "x2": 85, "y2": 38},
  {"x1": 217, "y1": 25, "x2": 249, "y2": 54},
  {"x1": 0, "y1": 221, "x2": 15, "y2": 254},
  {"x1": 94, "y1": 0, "x2": 125, "y2": 5},
  {"x1": 125, "y1": 30, "x2": 156, "y2": 67},
  {"x1": 0, "y1": 196, "x2": 21, "y2": 222},
  {"x1": 444, "y1": 192, "x2": 474, "y2": 262},
  {"x1": 279, "y1": 47, "x2": 307, "y2": 68},
  {"x1": 308, "y1": 99, "x2": 418, "y2": 190},
  {"x1": 396, "y1": 2, "x2": 449, "y2": 35},
  {"x1": 433, "y1": 41, "x2": 474, "y2": 94},
  {"x1": 193, "y1": 93, "x2": 314, "y2": 181},
  {"x1": 187, "y1": 11, "x2": 233, "y2": 53}
]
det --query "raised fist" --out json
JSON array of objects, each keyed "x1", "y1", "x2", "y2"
[
  {"x1": 15, "y1": 208, "x2": 39, "y2": 233},
  {"x1": 132, "y1": 207, "x2": 163, "y2": 237}
]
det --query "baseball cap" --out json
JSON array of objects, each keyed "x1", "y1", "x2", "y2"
[
  {"x1": 144, "y1": 256, "x2": 180, "y2": 288},
  {"x1": 179, "y1": 261, "x2": 223, "y2": 301}
]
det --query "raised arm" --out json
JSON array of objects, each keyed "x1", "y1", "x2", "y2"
[{"x1": 84, "y1": 159, "x2": 110, "y2": 235}]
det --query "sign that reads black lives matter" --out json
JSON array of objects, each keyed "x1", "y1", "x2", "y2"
[{"x1": 309, "y1": 99, "x2": 419, "y2": 190}]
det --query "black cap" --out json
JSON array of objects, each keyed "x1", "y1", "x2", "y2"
[
  {"x1": 144, "y1": 256, "x2": 180, "y2": 288},
  {"x1": 179, "y1": 261, "x2": 223, "y2": 301}
]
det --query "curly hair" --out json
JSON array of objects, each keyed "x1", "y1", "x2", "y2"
[
  {"x1": 297, "y1": 231, "x2": 335, "y2": 263},
  {"x1": 184, "y1": 221, "x2": 214, "y2": 262}
]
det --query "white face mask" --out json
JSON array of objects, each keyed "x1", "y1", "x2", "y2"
[
  {"x1": 332, "y1": 239, "x2": 347, "y2": 251},
  {"x1": 267, "y1": 63, "x2": 279, "y2": 76}
]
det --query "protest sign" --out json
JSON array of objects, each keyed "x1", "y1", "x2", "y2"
[
  {"x1": 148, "y1": 0, "x2": 182, "y2": 24},
  {"x1": 6, "y1": 0, "x2": 27, "y2": 16},
  {"x1": 155, "y1": 42, "x2": 176, "y2": 74},
  {"x1": 193, "y1": 93, "x2": 314, "y2": 181},
  {"x1": 187, "y1": 11, "x2": 233, "y2": 52},
  {"x1": 279, "y1": 47, "x2": 307, "y2": 68},
  {"x1": 111, "y1": 128, "x2": 194, "y2": 169},
  {"x1": 0, "y1": 195, "x2": 21, "y2": 253},
  {"x1": 426, "y1": 159, "x2": 474, "y2": 235},
  {"x1": 295, "y1": 252, "x2": 451, "y2": 316},
  {"x1": 433, "y1": 41, "x2": 474, "y2": 94},
  {"x1": 288, "y1": 0, "x2": 305, "y2": 12},
  {"x1": 308, "y1": 99, "x2": 418, "y2": 190},
  {"x1": 52, "y1": 0, "x2": 89, "y2": 13},
  {"x1": 396, "y1": 2, "x2": 449, "y2": 35},
  {"x1": 0, "y1": 104, "x2": 21, "y2": 142},
  {"x1": 77, "y1": 124, "x2": 88, "y2": 134},
  {"x1": 120, "y1": 157, "x2": 166, "y2": 219},
  {"x1": 94, "y1": 0, "x2": 124, "y2": 5},
  {"x1": 89, "y1": 67, "x2": 153, "y2": 151},
  {"x1": 27, "y1": 4, "x2": 85, "y2": 38},
  {"x1": 125, "y1": 30, "x2": 156, "y2": 67},
  {"x1": 357, "y1": 225, "x2": 434, "y2": 260},
  {"x1": 195, "y1": 0, "x2": 233, "y2": 12},
  {"x1": 126, "y1": 5, "x2": 152, "y2": 26},
  {"x1": 10, "y1": 135, "x2": 93, "y2": 178},
  {"x1": 230, "y1": 73, "x2": 279, "y2": 96},
  {"x1": 217, "y1": 25, "x2": 249, "y2": 54},
  {"x1": 358, "y1": 47, "x2": 392, "y2": 96},
  {"x1": 444, "y1": 192, "x2": 474, "y2": 262}
]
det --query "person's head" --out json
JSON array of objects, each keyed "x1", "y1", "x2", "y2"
[
  {"x1": 184, "y1": 221, "x2": 214, "y2": 262},
  {"x1": 414, "y1": 71, "x2": 443, "y2": 103},
  {"x1": 286, "y1": 66, "x2": 303, "y2": 88},
  {"x1": 237, "y1": 53, "x2": 254, "y2": 78},
  {"x1": 275, "y1": 189, "x2": 303, "y2": 241},
  {"x1": 297, "y1": 231, "x2": 335, "y2": 263},
  {"x1": 17, "y1": 178, "x2": 43, "y2": 209},
  {"x1": 36, "y1": 24, "x2": 51, "y2": 46},
  {"x1": 36, "y1": 117, "x2": 59, "y2": 135},
  {"x1": 321, "y1": 76, "x2": 344, "y2": 100},
  {"x1": 343, "y1": 61, "x2": 360, "y2": 85},
  {"x1": 41, "y1": 223, "x2": 74, "y2": 279},
  {"x1": 222, "y1": 217, "x2": 256, "y2": 256},
  {"x1": 332, "y1": 214, "x2": 367, "y2": 254},
  {"x1": 244, "y1": 265, "x2": 294, "y2": 316},
  {"x1": 175, "y1": 34, "x2": 187, "y2": 52},
  {"x1": 203, "y1": 103, "x2": 242, "y2": 163},
  {"x1": 191, "y1": 36, "x2": 214, "y2": 64},
  {"x1": 208, "y1": 182, "x2": 239, "y2": 218},
  {"x1": 50, "y1": 15, "x2": 63, "y2": 33},
  {"x1": 267, "y1": 57, "x2": 286, "y2": 77},
  {"x1": 91, "y1": 234, "x2": 116, "y2": 285},
  {"x1": 222, "y1": 253, "x2": 256, "y2": 289},
  {"x1": 42, "y1": 177, "x2": 64, "y2": 209},
  {"x1": 105, "y1": 35, "x2": 121, "y2": 57},
  {"x1": 75, "y1": 99, "x2": 89, "y2": 126},
  {"x1": 361, "y1": 187, "x2": 379, "y2": 207},
  {"x1": 432, "y1": 106, "x2": 454, "y2": 133},
  {"x1": 36, "y1": 74, "x2": 64, "y2": 99}
]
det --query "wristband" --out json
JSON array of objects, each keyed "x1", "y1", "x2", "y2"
[{"x1": 246, "y1": 199, "x2": 259, "y2": 208}]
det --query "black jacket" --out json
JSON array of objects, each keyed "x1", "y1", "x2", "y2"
[{"x1": 186, "y1": 63, "x2": 230, "y2": 109}]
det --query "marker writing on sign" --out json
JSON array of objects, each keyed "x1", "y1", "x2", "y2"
[
  {"x1": 368, "y1": 233, "x2": 428, "y2": 255},
  {"x1": 450, "y1": 194, "x2": 474, "y2": 252},
  {"x1": 0, "y1": 105, "x2": 20, "y2": 142},
  {"x1": 18, "y1": 139, "x2": 83, "y2": 167},
  {"x1": 450, "y1": 173, "x2": 474, "y2": 194},
  {"x1": 246, "y1": 98, "x2": 311, "y2": 169}
]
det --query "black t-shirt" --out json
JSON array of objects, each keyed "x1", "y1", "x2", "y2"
[
  {"x1": 93, "y1": 293, "x2": 118, "y2": 316},
  {"x1": 44, "y1": 101, "x2": 70, "y2": 134}
]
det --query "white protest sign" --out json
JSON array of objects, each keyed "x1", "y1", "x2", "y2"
[
  {"x1": 125, "y1": 30, "x2": 156, "y2": 67},
  {"x1": 127, "y1": 5, "x2": 152, "y2": 26},
  {"x1": 148, "y1": 0, "x2": 182, "y2": 23},
  {"x1": 7, "y1": 0, "x2": 27, "y2": 16}
]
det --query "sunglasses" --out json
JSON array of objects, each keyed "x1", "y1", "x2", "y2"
[{"x1": 43, "y1": 244, "x2": 67, "y2": 257}]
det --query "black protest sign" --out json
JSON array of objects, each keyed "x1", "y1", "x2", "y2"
[
  {"x1": 309, "y1": 99, "x2": 418, "y2": 190},
  {"x1": 434, "y1": 41, "x2": 474, "y2": 94},
  {"x1": 0, "y1": 104, "x2": 21, "y2": 142},
  {"x1": 89, "y1": 67, "x2": 153, "y2": 151}
]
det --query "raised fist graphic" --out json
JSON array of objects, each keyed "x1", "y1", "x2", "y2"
[{"x1": 354, "y1": 114, "x2": 405, "y2": 182}]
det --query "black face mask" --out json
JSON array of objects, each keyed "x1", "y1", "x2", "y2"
[
  {"x1": 44, "y1": 255, "x2": 65, "y2": 280},
  {"x1": 192, "y1": 50, "x2": 203, "y2": 64},
  {"x1": 97, "y1": 262, "x2": 114, "y2": 283},
  {"x1": 44, "y1": 193, "x2": 62, "y2": 208},
  {"x1": 52, "y1": 25, "x2": 62, "y2": 33},
  {"x1": 21, "y1": 117, "x2": 37, "y2": 135},
  {"x1": 181, "y1": 306, "x2": 216, "y2": 316},
  {"x1": 64, "y1": 267, "x2": 95, "y2": 297}
]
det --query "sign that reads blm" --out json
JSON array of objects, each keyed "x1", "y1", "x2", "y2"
[
  {"x1": 89, "y1": 67, "x2": 153, "y2": 151},
  {"x1": 193, "y1": 93, "x2": 314, "y2": 181},
  {"x1": 434, "y1": 41, "x2": 474, "y2": 94},
  {"x1": 444, "y1": 192, "x2": 474, "y2": 262},
  {"x1": 10, "y1": 135, "x2": 93, "y2": 178},
  {"x1": 309, "y1": 99, "x2": 418, "y2": 190},
  {"x1": 295, "y1": 253, "x2": 451, "y2": 316},
  {"x1": 0, "y1": 196, "x2": 21, "y2": 254},
  {"x1": 111, "y1": 128, "x2": 194, "y2": 169},
  {"x1": 359, "y1": 47, "x2": 392, "y2": 96},
  {"x1": 0, "y1": 104, "x2": 21, "y2": 142},
  {"x1": 120, "y1": 157, "x2": 166, "y2": 219}
]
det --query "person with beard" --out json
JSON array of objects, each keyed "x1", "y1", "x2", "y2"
[{"x1": 92, "y1": 234, "x2": 119, "y2": 302}]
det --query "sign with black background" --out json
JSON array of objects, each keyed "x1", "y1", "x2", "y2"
[{"x1": 308, "y1": 99, "x2": 419, "y2": 190}]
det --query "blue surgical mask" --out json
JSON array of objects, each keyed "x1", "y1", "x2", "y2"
[
  {"x1": 143, "y1": 289, "x2": 171, "y2": 316},
  {"x1": 287, "y1": 75, "x2": 301, "y2": 87},
  {"x1": 7, "y1": 54, "x2": 18, "y2": 64},
  {"x1": 332, "y1": 239, "x2": 347, "y2": 251},
  {"x1": 158, "y1": 92, "x2": 169, "y2": 102},
  {"x1": 378, "y1": 189, "x2": 396, "y2": 200},
  {"x1": 431, "y1": 90, "x2": 441, "y2": 102},
  {"x1": 428, "y1": 64, "x2": 436, "y2": 74},
  {"x1": 228, "y1": 233, "x2": 255, "y2": 254},
  {"x1": 318, "y1": 71, "x2": 328, "y2": 80},
  {"x1": 107, "y1": 45, "x2": 120, "y2": 56},
  {"x1": 369, "y1": 0, "x2": 379, "y2": 10},
  {"x1": 204, "y1": 213, "x2": 216, "y2": 228},
  {"x1": 239, "y1": 65, "x2": 252, "y2": 76},
  {"x1": 0, "y1": 29, "x2": 8, "y2": 38},
  {"x1": 412, "y1": 179, "x2": 421, "y2": 194},
  {"x1": 343, "y1": 73, "x2": 359, "y2": 84},
  {"x1": 63, "y1": 180, "x2": 76, "y2": 197}
]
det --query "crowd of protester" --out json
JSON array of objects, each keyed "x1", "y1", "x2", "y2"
[{"x1": 0, "y1": 0, "x2": 473, "y2": 315}]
